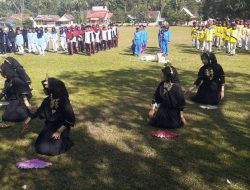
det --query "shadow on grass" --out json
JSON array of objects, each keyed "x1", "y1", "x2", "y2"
[{"x1": 0, "y1": 67, "x2": 249, "y2": 190}]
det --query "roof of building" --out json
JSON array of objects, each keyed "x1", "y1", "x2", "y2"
[
  {"x1": 180, "y1": 7, "x2": 197, "y2": 19},
  {"x1": 9, "y1": 13, "x2": 31, "y2": 21},
  {"x1": 149, "y1": 11, "x2": 161, "y2": 19},
  {"x1": 34, "y1": 15, "x2": 60, "y2": 22},
  {"x1": 87, "y1": 10, "x2": 113, "y2": 20}
]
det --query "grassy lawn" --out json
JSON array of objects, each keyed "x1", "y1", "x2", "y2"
[{"x1": 0, "y1": 26, "x2": 249, "y2": 190}]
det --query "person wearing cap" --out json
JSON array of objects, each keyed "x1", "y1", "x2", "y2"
[
  {"x1": 148, "y1": 65, "x2": 186, "y2": 129},
  {"x1": 229, "y1": 23, "x2": 238, "y2": 56}
]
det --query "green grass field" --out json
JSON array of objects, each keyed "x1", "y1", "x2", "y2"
[{"x1": 0, "y1": 27, "x2": 249, "y2": 190}]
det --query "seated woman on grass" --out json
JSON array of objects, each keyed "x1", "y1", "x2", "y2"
[
  {"x1": 0, "y1": 57, "x2": 33, "y2": 128},
  {"x1": 148, "y1": 65, "x2": 186, "y2": 129},
  {"x1": 24, "y1": 77, "x2": 75, "y2": 156},
  {"x1": 186, "y1": 53, "x2": 225, "y2": 105}
]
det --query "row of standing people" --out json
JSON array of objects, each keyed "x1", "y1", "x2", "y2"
[
  {"x1": 158, "y1": 24, "x2": 171, "y2": 57},
  {"x1": 132, "y1": 25, "x2": 148, "y2": 56},
  {"x1": 0, "y1": 24, "x2": 119, "y2": 56},
  {"x1": 191, "y1": 20, "x2": 250, "y2": 56}
]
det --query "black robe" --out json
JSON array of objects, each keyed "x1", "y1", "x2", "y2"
[
  {"x1": 32, "y1": 96, "x2": 75, "y2": 156},
  {"x1": 2, "y1": 76, "x2": 31, "y2": 122},
  {"x1": 150, "y1": 81, "x2": 186, "y2": 129},
  {"x1": 192, "y1": 63, "x2": 225, "y2": 105}
]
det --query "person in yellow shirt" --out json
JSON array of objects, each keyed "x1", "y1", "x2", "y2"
[
  {"x1": 205, "y1": 23, "x2": 214, "y2": 53},
  {"x1": 191, "y1": 22, "x2": 198, "y2": 47},
  {"x1": 215, "y1": 22, "x2": 223, "y2": 50},
  {"x1": 225, "y1": 23, "x2": 231, "y2": 54},
  {"x1": 212, "y1": 20, "x2": 217, "y2": 46},
  {"x1": 230, "y1": 23, "x2": 238, "y2": 56},
  {"x1": 199, "y1": 24, "x2": 206, "y2": 52},
  {"x1": 221, "y1": 22, "x2": 227, "y2": 49}
]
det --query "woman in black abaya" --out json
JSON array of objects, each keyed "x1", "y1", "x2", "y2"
[
  {"x1": 148, "y1": 66, "x2": 186, "y2": 129},
  {"x1": 0, "y1": 57, "x2": 32, "y2": 128},
  {"x1": 24, "y1": 77, "x2": 75, "y2": 156},
  {"x1": 186, "y1": 53, "x2": 225, "y2": 105}
]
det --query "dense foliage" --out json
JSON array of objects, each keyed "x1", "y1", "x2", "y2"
[{"x1": 0, "y1": 0, "x2": 249, "y2": 23}]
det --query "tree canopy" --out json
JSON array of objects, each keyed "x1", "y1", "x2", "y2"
[{"x1": 0, "y1": 0, "x2": 249, "y2": 23}]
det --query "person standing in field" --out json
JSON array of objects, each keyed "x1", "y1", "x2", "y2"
[
  {"x1": 43, "y1": 28, "x2": 51, "y2": 52},
  {"x1": 229, "y1": 23, "x2": 238, "y2": 56},
  {"x1": 205, "y1": 23, "x2": 214, "y2": 53},
  {"x1": 162, "y1": 24, "x2": 171, "y2": 57},
  {"x1": 15, "y1": 28, "x2": 24, "y2": 54}
]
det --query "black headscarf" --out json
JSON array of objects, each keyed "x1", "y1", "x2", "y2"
[
  {"x1": 42, "y1": 78, "x2": 69, "y2": 99},
  {"x1": 162, "y1": 66, "x2": 173, "y2": 83},
  {"x1": 200, "y1": 53, "x2": 210, "y2": 64},
  {"x1": 2, "y1": 57, "x2": 31, "y2": 84},
  {"x1": 209, "y1": 53, "x2": 218, "y2": 65},
  {"x1": 0, "y1": 62, "x2": 18, "y2": 80}
]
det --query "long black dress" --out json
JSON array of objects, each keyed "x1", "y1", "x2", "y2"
[
  {"x1": 32, "y1": 95, "x2": 75, "y2": 156},
  {"x1": 192, "y1": 63, "x2": 225, "y2": 105},
  {"x1": 150, "y1": 81, "x2": 186, "y2": 129},
  {"x1": 1, "y1": 62, "x2": 32, "y2": 122}
]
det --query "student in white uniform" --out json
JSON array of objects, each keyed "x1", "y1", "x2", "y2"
[
  {"x1": 43, "y1": 28, "x2": 51, "y2": 51},
  {"x1": 107, "y1": 26, "x2": 112, "y2": 49},
  {"x1": 101, "y1": 26, "x2": 108, "y2": 51}
]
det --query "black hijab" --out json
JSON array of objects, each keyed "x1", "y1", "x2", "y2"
[{"x1": 42, "y1": 78, "x2": 69, "y2": 99}]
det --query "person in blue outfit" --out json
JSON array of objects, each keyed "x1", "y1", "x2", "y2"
[
  {"x1": 51, "y1": 27, "x2": 58, "y2": 53},
  {"x1": 37, "y1": 28, "x2": 45, "y2": 56},
  {"x1": 15, "y1": 28, "x2": 24, "y2": 54},
  {"x1": 141, "y1": 25, "x2": 148, "y2": 52},
  {"x1": 158, "y1": 26, "x2": 164, "y2": 52},
  {"x1": 162, "y1": 24, "x2": 171, "y2": 57},
  {"x1": 133, "y1": 26, "x2": 141, "y2": 56}
]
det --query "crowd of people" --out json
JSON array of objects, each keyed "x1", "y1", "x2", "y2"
[
  {"x1": 0, "y1": 57, "x2": 75, "y2": 156},
  {"x1": 0, "y1": 52, "x2": 225, "y2": 156},
  {"x1": 131, "y1": 25, "x2": 148, "y2": 56},
  {"x1": 191, "y1": 19, "x2": 250, "y2": 56},
  {"x1": 0, "y1": 24, "x2": 119, "y2": 56},
  {"x1": 149, "y1": 52, "x2": 225, "y2": 129}
]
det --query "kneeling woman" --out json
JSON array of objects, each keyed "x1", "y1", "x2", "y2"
[
  {"x1": 25, "y1": 77, "x2": 75, "y2": 156},
  {"x1": 0, "y1": 57, "x2": 33, "y2": 128},
  {"x1": 148, "y1": 66, "x2": 186, "y2": 129},
  {"x1": 187, "y1": 53, "x2": 225, "y2": 105}
]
